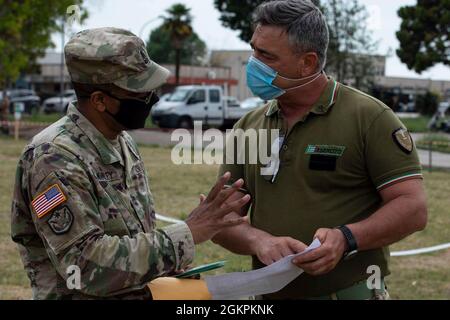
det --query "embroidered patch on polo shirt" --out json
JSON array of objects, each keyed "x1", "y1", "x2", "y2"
[{"x1": 305, "y1": 145, "x2": 346, "y2": 157}]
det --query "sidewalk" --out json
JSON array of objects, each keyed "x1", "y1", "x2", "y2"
[
  {"x1": 417, "y1": 149, "x2": 450, "y2": 169},
  {"x1": 411, "y1": 133, "x2": 450, "y2": 169}
]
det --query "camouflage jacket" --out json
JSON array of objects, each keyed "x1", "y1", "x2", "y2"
[{"x1": 11, "y1": 103, "x2": 195, "y2": 300}]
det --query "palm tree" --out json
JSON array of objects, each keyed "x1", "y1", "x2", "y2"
[{"x1": 161, "y1": 4, "x2": 193, "y2": 86}]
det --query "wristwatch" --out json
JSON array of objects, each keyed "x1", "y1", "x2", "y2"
[{"x1": 336, "y1": 225, "x2": 358, "y2": 260}]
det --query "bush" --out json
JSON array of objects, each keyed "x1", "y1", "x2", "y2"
[{"x1": 415, "y1": 91, "x2": 439, "y2": 116}]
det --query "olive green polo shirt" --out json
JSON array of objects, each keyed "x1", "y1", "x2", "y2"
[{"x1": 219, "y1": 78, "x2": 422, "y2": 299}]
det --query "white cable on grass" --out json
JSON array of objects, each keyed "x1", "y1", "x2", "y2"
[
  {"x1": 155, "y1": 214, "x2": 450, "y2": 257},
  {"x1": 391, "y1": 243, "x2": 450, "y2": 256}
]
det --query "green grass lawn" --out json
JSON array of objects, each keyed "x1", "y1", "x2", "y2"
[
  {"x1": 3, "y1": 111, "x2": 432, "y2": 133},
  {"x1": 400, "y1": 116, "x2": 432, "y2": 133},
  {"x1": 7, "y1": 112, "x2": 157, "y2": 129},
  {"x1": 416, "y1": 134, "x2": 450, "y2": 154},
  {"x1": 7, "y1": 112, "x2": 63, "y2": 124},
  {"x1": 0, "y1": 137, "x2": 449, "y2": 299}
]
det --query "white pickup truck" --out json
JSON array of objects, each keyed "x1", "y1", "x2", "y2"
[{"x1": 151, "y1": 85, "x2": 263, "y2": 129}]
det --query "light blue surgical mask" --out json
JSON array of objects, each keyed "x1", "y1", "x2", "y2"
[{"x1": 246, "y1": 55, "x2": 322, "y2": 101}]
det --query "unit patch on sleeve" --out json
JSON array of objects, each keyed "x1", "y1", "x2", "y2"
[
  {"x1": 47, "y1": 206, "x2": 74, "y2": 235},
  {"x1": 392, "y1": 128, "x2": 413, "y2": 154}
]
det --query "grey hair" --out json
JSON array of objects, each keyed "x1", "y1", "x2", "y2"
[{"x1": 254, "y1": 0, "x2": 329, "y2": 70}]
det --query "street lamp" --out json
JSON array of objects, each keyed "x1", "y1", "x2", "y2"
[{"x1": 60, "y1": 19, "x2": 65, "y2": 112}]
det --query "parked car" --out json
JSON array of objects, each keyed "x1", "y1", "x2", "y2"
[
  {"x1": 151, "y1": 85, "x2": 257, "y2": 129},
  {"x1": 223, "y1": 96, "x2": 241, "y2": 108},
  {"x1": 399, "y1": 101, "x2": 416, "y2": 113},
  {"x1": 428, "y1": 102, "x2": 450, "y2": 132},
  {"x1": 0, "y1": 91, "x2": 6, "y2": 106},
  {"x1": 159, "y1": 93, "x2": 172, "y2": 103},
  {"x1": 42, "y1": 90, "x2": 76, "y2": 114},
  {"x1": 2, "y1": 89, "x2": 41, "y2": 114}
]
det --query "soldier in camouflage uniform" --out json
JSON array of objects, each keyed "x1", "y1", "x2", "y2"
[{"x1": 11, "y1": 27, "x2": 250, "y2": 300}]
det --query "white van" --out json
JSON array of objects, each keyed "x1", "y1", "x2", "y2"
[{"x1": 151, "y1": 85, "x2": 261, "y2": 129}]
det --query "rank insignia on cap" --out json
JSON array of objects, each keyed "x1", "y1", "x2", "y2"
[
  {"x1": 140, "y1": 48, "x2": 150, "y2": 65},
  {"x1": 31, "y1": 184, "x2": 67, "y2": 219},
  {"x1": 393, "y1": 128, "x2": 413, "y2": 154}
]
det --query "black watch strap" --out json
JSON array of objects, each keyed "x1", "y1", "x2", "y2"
[{"x1": 337, "y1": 225, "x2": 358, "y2": 253}]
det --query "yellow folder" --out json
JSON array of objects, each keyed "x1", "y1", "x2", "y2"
[{"x1": 148, "y1": 277, "x2": 212, "y2": 300}]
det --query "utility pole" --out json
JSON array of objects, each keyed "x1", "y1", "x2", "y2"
[{"x1": 60, "y1": 19, "x2": 65, "y2": 111}]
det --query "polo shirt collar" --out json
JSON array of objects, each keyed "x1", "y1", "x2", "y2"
[{"x1": 265, "y1": 77, "x2": 340, "y2": 117}]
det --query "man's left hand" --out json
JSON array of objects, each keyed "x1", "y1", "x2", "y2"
[{"x1": 292, "y1": 228, "x2": 348, "y2": 276}]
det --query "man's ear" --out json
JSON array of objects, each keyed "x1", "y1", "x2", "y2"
[
  {"x1": 90, "y1": 91, "x2": 107, "y2": 112},
  {"x1": 299, "y1": 52, "x2": 320, "y2": 77}
]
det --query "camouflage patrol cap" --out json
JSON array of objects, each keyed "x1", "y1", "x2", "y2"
[{"x1": 64, "y1": 27, "x2": 170, "y2": 93}]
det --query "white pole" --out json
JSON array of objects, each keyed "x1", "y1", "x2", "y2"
[
  {"x1": 60, "y1": 19, "x2": 65, "y2": 111},
  {"x1": 223, "y1": 81, "x2": 229, "y2": 119}
]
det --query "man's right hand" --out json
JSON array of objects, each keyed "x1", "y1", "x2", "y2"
[
  {"x1": 186, "y1": 172, "x2": 251, "y2": 244},
  {"x1": 252, "y1": 235, "x2": 307, "y2": 266}
]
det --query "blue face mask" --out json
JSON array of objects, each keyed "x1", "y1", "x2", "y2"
[{"x1": 246, "y1": 55, "x2": 322, "y2": 101}]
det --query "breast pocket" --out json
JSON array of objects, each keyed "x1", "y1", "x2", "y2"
[
  {"x1": 302, "y1": 148, "x2": 344, "y2": 192},
  {"x1": 129, "y1": 161, "x2": 155, "y2": 232},
  {"x1": 130, "y1": 161, "x2": 148, "y2": 194},
  {"x1": 309, "y1": 154, "x2": 338, "y2": 171},
  {"x1": 94, "y1": 169, "x2": 135, "y2": 237}
]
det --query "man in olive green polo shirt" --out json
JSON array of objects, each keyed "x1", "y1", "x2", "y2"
[{"x1": 212, "y1": 0, "x2": 427, "y2": 300}]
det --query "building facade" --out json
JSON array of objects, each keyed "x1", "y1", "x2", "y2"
[
  {"x1": 210, "y1": 50, "x2": 254, "y2": 101},
  {"x1": 210, "y1": 50, "x2": 450, "y2": 106},
  {"x1": 27, "y1": 52, "x2": 72, "y2": 99},
  {"x1": 159, "y1": 63, "x2": 238, "y2": 95},
  {"x1": 23, "y1": 52, "x2": 239, "y2": 100},
  {"x1": 17, "y1": 51, "x2": 450, "y2": 108}
]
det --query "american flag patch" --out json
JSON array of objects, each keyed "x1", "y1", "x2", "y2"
[{"x1": 31, "y1": 184, "x2": 67, "y2": 219}]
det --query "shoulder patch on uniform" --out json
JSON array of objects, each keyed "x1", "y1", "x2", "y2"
[
  {"x1": 392, "y1": 128, "x2": 413, "y2": 154},
  {"x1": 48, "y1": 206, "x2": 73, "y2": 235},
  {"x1": 31, "y1": 184, "x2": 67, "y2": 219}
]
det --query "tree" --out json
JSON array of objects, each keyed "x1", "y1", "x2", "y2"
[
  {"x1": 324, "y1": 0, "x2": 378, "y2": 90},
  {"x1": 0, "y1": 0, "x2": 88, "y2": 88},
  {"x1": 160, "y1": 3, "x2": 194, "y2": 85},
  {"x1": 214, "y1": 0, "x2": 378, "y2": 90},
  {"x1": 396, "y1": 0, "x2": 450, "y2": 73},
  {"x1": 415, "y1": 91, "x2": 439, "y2": 116},
  {"x1": 146, "y1": 25, "x2": 207, "y2": 67},
  {"x1": 214, "y1": 0, "x2": 322, "y2": 41},
  {"x1": 214, "y1": 0, "x2": 264, "y2": 44}
]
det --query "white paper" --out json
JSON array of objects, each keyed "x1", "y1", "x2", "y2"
[{"x1": 205, "y1": 238, "x2": 321, "y2": 300}]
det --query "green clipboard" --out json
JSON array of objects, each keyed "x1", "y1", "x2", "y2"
[{"x1": 175, "y1": 261, "x2": 226, "y2": 278}]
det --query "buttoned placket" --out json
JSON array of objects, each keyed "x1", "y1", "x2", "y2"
[
  {"x1": 264, "y1": 79, "x2": 339, "y2": 183},
  {"x1": 118, "y1": 137, "x2": 147, "y2": 232}
]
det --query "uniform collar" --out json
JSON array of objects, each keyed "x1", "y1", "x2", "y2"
[
  {"x1": 67, "y1": 103, "x2": 133, "y2": 165},
  {"x1": 265, "y1": 77, "x2": 340, "y2": 118}
]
